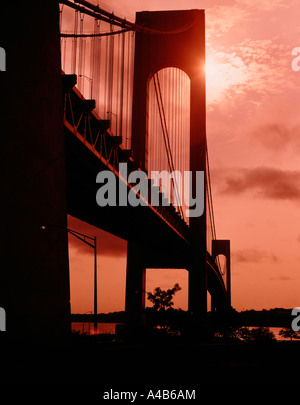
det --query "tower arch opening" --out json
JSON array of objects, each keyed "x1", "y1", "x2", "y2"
[{"x1": 147, "y1": 67, "x2": 191, "y2": 221}]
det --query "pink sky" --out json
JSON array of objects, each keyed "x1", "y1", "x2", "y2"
[{"x1": 67, "y1": 0, "x2": 300, "y2": 313}]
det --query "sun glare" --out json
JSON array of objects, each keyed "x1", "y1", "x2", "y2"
[
  {"x1": 205, "y1": 56, "x2": 228, "y2": 105},
  {"x1": 205, "y1": 54, "x2": 246, "y2": 106}
]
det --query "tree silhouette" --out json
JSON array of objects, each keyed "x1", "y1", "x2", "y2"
[
  {"x1": 147, "y1": 283, "x2": 181, "y2": 311},
  {"x1": 279, "y1": 328, "x2": 300, "y2": 341},
  {"x1": 236, "y1": 326, "x2": 276, "y2": 342}
]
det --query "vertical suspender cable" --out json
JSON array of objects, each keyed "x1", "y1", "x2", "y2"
[
  {"x1": 59, "y1": 4, "x2": 64, "y2": 32},
  {"x1": 104, "y1": 31, "x2": 108, "y2": 116},
  {"x1": 59, "y1": 4, "x2": 64, "y2": 69},
  {"x1": 97, "y1": 20, "x2": 102, "y2": 113},
  {"x1": 115, "y1": 33, "x2": 120, "y2": 131},
  {"x1": 107, "y1": 23, "x2": 114, "y2": 130},
  {"x1": 92, "y1": 19, "x2": 101, "y2": 111},
  {"x1": 78, "y1": 14, "x2": 82, "y2": 91},
  {"x1": 72, "y1": 10, "x2": 79, "y2": 74},
  {"x1": 78, "y1": 13, "x2": 85, "y2": 95},
  {"x1": 126, "y1": 32, "x2": 131, "y2": 149},
  {"x1": 176, "y1": 68, "x2": 180, "y2": 207},
  {"x1": 170, "y1": 68, "x2": 173, "y2": 204},
  {"x1": 119, "y1": 31, "x2": 125, "y2": 142},
  {"x1": 90, "y1": 19, "x2": 95, "y2": 89},
  {"x1": 127, "y1": 32, "x2": 134, "y2": 149}
]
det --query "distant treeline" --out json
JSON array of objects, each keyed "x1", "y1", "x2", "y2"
[
  {"x1": 231, "y1": 308, "x2": 293, "y2": 327},
  {"x1": 71, "y1": 311, "x2": 126, "y2": 323},
  {"x1": 207, "y1": 308, "x2": 293, "y2": 327},
  {"x1": 71, "y1": 308, "x2": 294, "y2": 327}
]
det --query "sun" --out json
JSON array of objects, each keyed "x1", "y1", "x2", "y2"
[
  {"x1": 205, "y1": 56, "x2": 228, "y2": 105},
  {"x1": 205, "y1": 53, "x2": 247, "y2": 106}
]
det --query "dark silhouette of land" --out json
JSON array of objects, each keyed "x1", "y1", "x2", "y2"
[
  {"x1": 1, "y1": 314, "x2": 299, "y2": 389},
  {"x1": 0, "y1": 307, "x2": 299, "y2": 399},
  {"x1": 71, "y1": 307, "x2": 294, "y2": 327}
]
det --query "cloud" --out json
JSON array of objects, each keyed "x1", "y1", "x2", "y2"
[
  {"x1": 236, "y1": 0, "x2": 289, "y2": 11},
  {"x1": 206, "y1": 5, "x2": 249, "y2": 38},
  {"x1": 217, "y1": 166, "x2": 300, "y2": 200},
  {"x1": 250, "y1": 123, "x2": 290, "y2": 151},
  {"x1": 269, "y1": 275, "x2": 292, "y2": 281},
  {"x1": 206, "y1": 0, "x2": 291, "y2": 40},
  {"x1": 250, "y1": 123, "x2": 300, "y2": 152},
  {"x1": 233, "y1": 248, "x2": 279, "y2": 264},
  {"x1": 206, "y1": 37, "x2": 293, "y2": 106}
]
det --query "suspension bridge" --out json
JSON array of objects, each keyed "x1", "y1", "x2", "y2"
[{"x1": 1, "y1": 0, "x2": 231, "y2": 340}]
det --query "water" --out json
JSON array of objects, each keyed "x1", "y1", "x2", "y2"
[
  {"x1": 71, "y1": 323, "x2": 295, "y2": 341},
  {"x1": 72, "y1": 322, "x2": 119, "y2": 335}
]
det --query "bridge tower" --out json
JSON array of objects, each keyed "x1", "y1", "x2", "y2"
[{"x1": 126, "y1": 10, "x2": 207, "y2": 321}]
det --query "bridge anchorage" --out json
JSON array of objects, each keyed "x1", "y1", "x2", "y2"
[{"x1": 1, "y1": 1, "x2": 231, "y2": 342}]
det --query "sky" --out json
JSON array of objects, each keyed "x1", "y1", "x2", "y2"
[{"x1": 67, "y1": 0, "x2": 300, "y2": 313}]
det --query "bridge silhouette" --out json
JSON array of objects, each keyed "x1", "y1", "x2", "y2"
[{"x1": 1, "y1": 0, "x2": 231, "y2": 341}]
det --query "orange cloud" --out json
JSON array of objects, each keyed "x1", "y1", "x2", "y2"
[
  {"x1": 206, "y1": 38, "x2": 292, "y2": 107},
  {"x1": 216, "y1": 167, "x2": 300, "y2": 200},
  {"x1": 233, "y1": 248, "x2": 279, "y2": 264},
  {"x1": 249, "y1": 123, "x2": 300, "y2": 152}
]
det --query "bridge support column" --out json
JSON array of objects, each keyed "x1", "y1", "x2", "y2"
[
  {"x1": 212, "y1": 240, "x2": 231, "y2": 308},
  {"x1": 210, "y1": 293, "x2": 223, "y2": 312},
  {"x1": 0, "y1": 1, "x2": 70, "y2": 342},
  {"x1": 188, "y1": 252, "x2": 207, "y2": 318},
  {"x1": 211, "y1": 295, "x2": 217, "y2": 312},
  {"x1": 125, "y1": 242, "x2": 146, "y2": 324}
]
